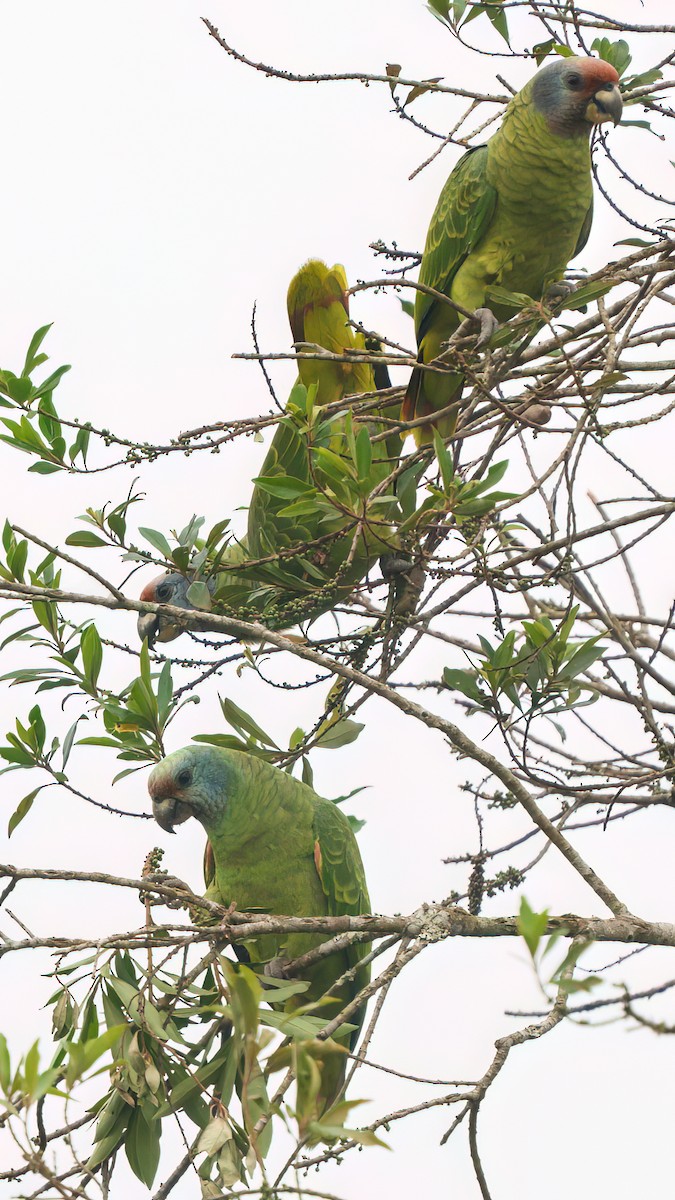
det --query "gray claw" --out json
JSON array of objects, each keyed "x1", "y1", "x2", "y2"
[
  {"x1": 545, "y1": 278, "x2": 576, "y2": 304},
  {"x1": 452, "y1": 307, "x2": 499, "y2": 349},
  {"x1": 380, "y1": 553, "x2": 414, "y2": 579},
  {"x1": 474, "y1": 307, "x2": 500, "y2": 348},
  {"x1": 263, "y1": 956, "x2": 290, "y2": 980}
]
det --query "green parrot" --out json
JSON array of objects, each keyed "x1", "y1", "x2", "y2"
[
  {"x1": 403, "y1": 55, "x2": 622, "y2": 444},
  {"x1": 138, "y1": 260, "x2": 401, "y2": 644},
  {"x1": 148, "y1": 744, "x2": 371, "y2": 1110}
]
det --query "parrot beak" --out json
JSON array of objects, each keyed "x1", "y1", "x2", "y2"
[
  {"x1": 587, "y1": 83, "x2": 622, "y2": 126},
  {"x1": 152, "y1": 795, "x2": 194, "y2": 833},
  {"x1": 137, "y1": 610, "x2": 183, "y2": 645},
  {"x1": 138, "y1": 578, "x2": 185, "y2": 646},
  {"x1": 137, "y1": 610, "x2": 160, "y2": 646}
]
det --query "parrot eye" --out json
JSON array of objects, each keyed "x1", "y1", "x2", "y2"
[
  {"x1": 176, "y1": 768, "x2": 192, "y2": 788},
  {"x1": 156, "y1": 582, "x2": 170, "y2": 600},
  {"x1": 566, "y1": 72, "x2": 582, "y2": 89}
]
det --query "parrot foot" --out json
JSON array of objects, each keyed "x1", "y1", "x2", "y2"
[
  {"x1": 452, "y1": 307, "x2": 499, "y2": 350},
  {"x1": 380, "y1": 553, "x2": 415, "y2": 579},
  {"x1": 380, "y1": 554, "x2": 425, "y2": 618},
  {"x1": 141, "y1": 872, "x2": 192, "y2": 910},
  {"x1": 544, "y1": 278, "x2": 576, "y2": 304},
  {"x1": 263, "y1": 956, "x2": 291, "y2": 980}
]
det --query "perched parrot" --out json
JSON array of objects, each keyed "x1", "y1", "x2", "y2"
[
  {"x1": 149, "y1": 744, "x2": 371, "y2": 1109},
  {"x1": 138, "y1": 260, "x2": 401, "y2": 645},
  {"x1": 403, "y1": 55, "x2": 623, "y2": 444}
]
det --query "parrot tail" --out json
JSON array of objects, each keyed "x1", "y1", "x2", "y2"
[
  {"x1": 401, "y1": 357, "x2": 441, "y2": 447},
  {"x1": 402, "y1": 354, "x2": 464, "y2": 447}
]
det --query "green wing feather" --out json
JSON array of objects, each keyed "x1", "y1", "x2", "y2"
[
  {"x1": 415, "y1": 145, "x2": 497, "y2": 344},
  {"x1": 312, "y1": 797, "x2": 371, "y2": 1046},
  {"x1": 404, "y1": 146, "x2": 497, "y2": 442},
  {"x1": 313, "y1": 798, "x2": 370, "y2": 917},
  {"x1": 241, "y1": 260, "x2": 401, "y2": 621},
  {"x1": 574, "y1": 197, "x2": 593, "y2": 258}
]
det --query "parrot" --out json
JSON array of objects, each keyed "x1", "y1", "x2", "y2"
[
  {"x1": 138, "y1": 260, "x2": 402, "y2": 645},
  {"x1": 149, "y1": 744, "x2": 371, "y2": 1110},
  {"x1": 402, "y1": 55, "x2": 623, "y2": 444}
]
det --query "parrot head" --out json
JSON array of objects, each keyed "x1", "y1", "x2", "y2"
[
  {"x1": 149, "y1": 745, "x2": 233, "y2": 833},
  {"x1": 286, "y1": 259, "x2": 349, "y2": 346},
  {"x1": 531, "y1": 56, "x2": 622, "y2": 134},
  {"x1": 137, "y1": 572, "x2": 213, "y2": 645}
]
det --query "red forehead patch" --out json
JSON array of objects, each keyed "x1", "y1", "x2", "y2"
[
  {"x1": 581, "y1": 57, "x2": 620, "y2": 87},
  {"x1": 140, "y1": 574, "x2": 164, "y2": 602},
  {"x1": 148, "y1": 771, "x2": 175, "y2": 800}
]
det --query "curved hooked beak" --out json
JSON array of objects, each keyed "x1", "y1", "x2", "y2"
[
  {"x1": 152, "y1": 795, "x2": 193, "y2": 833},
  {"x1": 138, "y1": 610, "x2": 160, "y2": 646},
  {"x1": 587, "y1": 83, "x2": 623, "y2": 126}
]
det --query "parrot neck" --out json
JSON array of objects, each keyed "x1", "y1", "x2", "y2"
[
  {"x1": 510, "y1": 78, "x2": 594, "y2": 141},
  {"x1": 198, "y1": 752, "x2": 315, "y2": 857},
  {"x1": 488, "y1": 95, "x2": 592, "y2": 215}
]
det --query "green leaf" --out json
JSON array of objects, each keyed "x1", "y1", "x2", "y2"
[
  {"x1": 8, "y1": 787, "x2": 42, "y2": 836},
  {"x1": 558, "y1": 638, "x2": 605, "y2": 680},
  {"x1": 563, "y1": 280, "x2": 616, "y2": 311},
  {"x1": 252, "y1": 476, "x2": 316, "y2": 500},
  {"x1": 517, "y1": 896, "x2": 549, "y2": 959},
  {"x1": 22, "y1": 325, "x2": 53, "y2": 376},
  {"x1": 28, "y1": 461, "x2": 62, "y2": 474},
  {"x1": 550, "y1": 939, "x2": 591, "y2": 984},
  {"x1": 620, "y1": 119, "x2": 661, "y2": 136},
  {"x1": 355, "y1": 427, "x2": 372, "y2": 482},
  {"x1": 32, "y1": 365, "x2": 70, "y2": 399},
  {"x1": 485, "y1": 284, "x2": 534, "y2": 311},
  {"x1": 154, "y1": 1044, "x2": 231, "y2": 1118},
  {"x1": 461, "y1": 0, "x2": 509, "y2": 44},
  {"x1": 314, "y1": 719, "x2": 364, "y2": 750},
  {"x1": 309, "y1": 1118, "x2": 390, "y2": 1149},
  {"x1": 0, "y1": 1033, "x2": 10, "y2": 1092},
  {"x1": 126, "y1": 1106, "x2": 161, "y2": 1188},
  {"x1": 220, "y1": 696, "x2": 278, "y2": 748},
  {"x1": 313, "y1": 445, "x2": 357, "y2": 484},
  {"x1": 86, "y1": 1117, "x2": 131, "y2": 1173},
  {"x1": 427, "y1": 0, "x2": 450, "y2": 24},
  {"x1": 442, "y1": 667, "x2": 484, "y2": 704},
  {"x1": 138, "y1": 527, "x2": 173, "y2": 559},
  {"x1": 65, "y1": 531, "x2": 108, "y2": 549},
  {"x1": 24, "y1": 1040, "x2": 40, "y2": 1096},
  {"x1": 66, "y1": 1025, "x2": 126, "y2": 1086},
  {"x1": 81, "y1": 624, "x2": 103, "y2": 689},
  {"x1": 2, "y1": 377, "x2": 34, "y2": 404},
  {"x1": 485, "y1": 2, "x2": 509, "y2": 45},
  {"x1": 223, "y1": 960, "x2": 262, "y2": 1037},
  {"x1": 432, "y1": 428, "x2": 455, "y2": 494},
  {"x1": 107, "y1": 977, "x2": 174, "y2": 1043},
  {"x1": 186, "y1": 581, "x2": 212, "y2": 611}
]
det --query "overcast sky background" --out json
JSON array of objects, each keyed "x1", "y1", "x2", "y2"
[{"x1": 1, "y1": 3, "x2": 675, "y2": 1197}]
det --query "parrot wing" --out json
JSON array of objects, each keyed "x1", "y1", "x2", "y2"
[
  {"x1": 415, "y1": 145, "x2": 497, "y2": 344},
  {"x1": 573, "y1": 196, "x2": 593, "y2": 258},
  {"x1": 312, "y1": 798, "x2": 370, "y2": 918},
  {"x1": 312, "y1": 796, "x2": 371, "y2": 1042}
]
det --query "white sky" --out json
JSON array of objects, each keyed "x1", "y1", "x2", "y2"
[{"x1": 1, "y1": 3, "x2": 675, "y2": 1198}]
